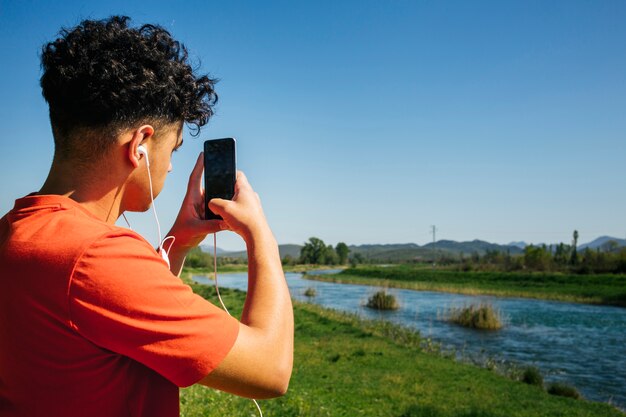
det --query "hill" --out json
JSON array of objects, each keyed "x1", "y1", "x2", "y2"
[
  {"x1": 214, "y1": 244, "x2": 304, "y2": 260},
  {"x1": 199, "y1": 236, "x2": 625, "y2": 263},
  {"x1": 348, "y1": 241, "x2": 523, "y2": 262},
  {"x1": 423, "y1": 239, "x2": 524, "y2": 255},
  {"x1": 579, "y1": 236, "x2": 626, "y2": 251}
]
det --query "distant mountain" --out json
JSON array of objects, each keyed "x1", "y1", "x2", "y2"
[
  {"x1": 423, "y1": 239, "x2": 523, "y2": 255},
  {"x1": 346, "y1": 240, "x2": 522, "y2": 262},
  {"x1": 199, "y1": 236, "x2": 624, "y2": 262},
  {"x1": 199, "y1": 245, "x2": 230, "y2": 256},
  {"x1": 348, "y1": 243, "x2": 427, "y2": 262},
  {"x1": 508, "y1": 241, "x2": 527, "y2": 249},
  {"x1": 207, "y1": 244, "x2": 304, "y2": 260},
  {"x1": 278, "y1": 244, "x2": 304, "y2": 259},
  {"x1": 579, "y1": 236, "x2": 626, "y2": 251}
]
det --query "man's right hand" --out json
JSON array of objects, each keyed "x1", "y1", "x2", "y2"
[{"x1": 208, "y1": 171, "x2": 272, "y2": 243}]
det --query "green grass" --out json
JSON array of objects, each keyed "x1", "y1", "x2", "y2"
[
  {"x1": 303, "y1": 265, "x2": 626, "y2": 306},
  {"x1": 447, "y1": 303, "x2": 503, "y2": 330},
  {"x1": 547, "y1": 383, "x2": 582, "y2": 400},
  {"x1": 179, "y1": 279, "x2": 623, "y2": 417},
  {"x1": 521, "y1": 367, "x2": 544, "y2": 387}
]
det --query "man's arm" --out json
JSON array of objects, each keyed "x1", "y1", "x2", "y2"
[
  {"x1": 198, "y1": 225, "x2": 293, "y2": 398},
  {"x1": 166, "y1": 156, "x2": 293, "y2": 398},
  {"x1": 198, "y1": 172, "x2": 293, "y2": 398}
]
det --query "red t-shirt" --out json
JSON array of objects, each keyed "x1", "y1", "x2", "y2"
[{"x1": 0, "y1": 195, "x2": 239, "y2": 417}]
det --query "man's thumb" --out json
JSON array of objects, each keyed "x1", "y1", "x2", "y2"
[{"x1": 208, "y1": 198, "x2": 229, "y2": 215}]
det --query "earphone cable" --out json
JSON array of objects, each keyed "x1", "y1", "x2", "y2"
[{"x1": 213, "y1": 233, "x2": 263, "y2": 417}]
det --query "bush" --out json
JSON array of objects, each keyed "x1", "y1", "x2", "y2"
[
  {"x1": 447, "y1": 303, "x2": 503, "y2": 330},
  {"x1": 547, "y1": 382, "x2": 581, "y2": 399},
  {"x1": 366, "y1": 290, "x2": 399, "y2": 310},
  {"x1": 521, "y1": 367, "x2": 543, "y2": 387},
  {"x1": 304, "y1": 287, "x2": 317, "y2": 297}
]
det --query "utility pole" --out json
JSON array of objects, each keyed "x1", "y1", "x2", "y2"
[{"x1": 431, "y1": 225, "x2": 437, "y2": 267}]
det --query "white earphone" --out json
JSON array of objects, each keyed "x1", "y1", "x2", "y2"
[
  {"x1": 137, "y1": 145, "x2": 150, "y2": 167},
  {"x1": 133, "y1": 143, "x2": 172, "y2": 267}
]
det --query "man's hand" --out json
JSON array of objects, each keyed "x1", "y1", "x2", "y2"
[
  {"x1": 167, "y1": 155, "x2": 293, "y2": 398},
  {"x1": 208, "y1": 171, "x2": 271, "y2": 244},
  {"x1": 165, "y1": 153, "x2": 226, "y2": 275}
]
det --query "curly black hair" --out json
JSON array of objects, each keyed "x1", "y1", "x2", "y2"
[{"x1": 40, "y1": 15, "x2": 217, "y2": 158}]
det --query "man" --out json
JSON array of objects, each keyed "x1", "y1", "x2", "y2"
[{"x1": 0, "y1": 16, "x2": 293, "y2": 417}]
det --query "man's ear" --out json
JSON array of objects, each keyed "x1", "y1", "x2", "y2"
[{"x1": 127, "y1": 125, "x2": 155, "y2": 168}]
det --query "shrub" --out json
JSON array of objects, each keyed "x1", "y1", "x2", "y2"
[
  {"x1": 304, "y1": 287, "x2": 317, "y2": 297},
  {"x1": 521, "y1": 367, "x2": 543, "y2": 387},
  {"x1": 366, "y1": 290, "x2": 399, "y2": 310},
  {"x1": 547, "y1": 382, "x2": 581, "y2": 399},
  {"x1": 447, "y1": 303, "x2": 503, "y2": 330}
]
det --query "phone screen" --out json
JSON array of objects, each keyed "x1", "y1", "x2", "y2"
[{"x1": 204, "y1": 138, "x2": 236, "y2": 220}]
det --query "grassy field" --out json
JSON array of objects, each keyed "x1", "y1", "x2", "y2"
[
  {"x1": 302, "y1": 265, "x2": 626, "y2": 306},
  {"x1": 179, "y1": 280, "x2": 623, "y2": 417}
]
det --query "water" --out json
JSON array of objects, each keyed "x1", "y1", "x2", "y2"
[{"x1": 193, "y1": 270, "x2": 626, "y2": 409}]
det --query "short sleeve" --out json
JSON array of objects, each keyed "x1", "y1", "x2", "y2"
[{"x1": 68, "y1": 231, "x2": 239, "y2": 387}]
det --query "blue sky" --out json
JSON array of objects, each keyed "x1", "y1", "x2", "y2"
[{"x1": 1, "y1": 0, "x2": 625, "y2": 251}]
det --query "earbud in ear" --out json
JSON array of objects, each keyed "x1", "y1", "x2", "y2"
[{"x1": 137, "y1": 145, "x2": 150, "y2": 167}]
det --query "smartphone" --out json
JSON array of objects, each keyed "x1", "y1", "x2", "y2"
[{"x1": 204, "y1": 138, "x2": 237, "y2": 220}]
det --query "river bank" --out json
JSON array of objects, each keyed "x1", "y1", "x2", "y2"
[
  {"x1": 303, "y1": 266, "x2": 626, "y2": 307},
  {"x1": 180, "y1": 279, "x2": 624, "y2": 417}
]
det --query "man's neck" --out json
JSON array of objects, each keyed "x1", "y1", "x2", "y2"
[{"x1": 38, "y1": 159, "x2": 128, "y2": 225}]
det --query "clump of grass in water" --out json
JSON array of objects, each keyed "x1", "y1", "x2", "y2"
[
  {"x1": 447, "y1": 303, "x2": 503, "y2": 330},
  {"x1": 547, "y1": 382, "x2": 581, "y2": 399},
  {"x1": 366, "y1": 290, "x2": 399, "y2": 310},
  {"x1": 303, "y1": 287, "x2": 317, "y2": 297},
  {"x1": 521, "y1": 366, "x2": 543, "y2": 387}
]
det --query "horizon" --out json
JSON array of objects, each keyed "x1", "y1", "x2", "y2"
[
  {"x1": 1, "y1": 1, "x2": 625, "y2": 252},
  {"x1": 203, "y1": 233, "x2": 626, "y2": 253}
]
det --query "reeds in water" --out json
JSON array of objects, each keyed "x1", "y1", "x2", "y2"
[
  {"x1": 366, "y1": 290, "x2": 399, "y2": 310},
  {"x1": 447, "y1": 302, "x2": 503, "y2": 330}
]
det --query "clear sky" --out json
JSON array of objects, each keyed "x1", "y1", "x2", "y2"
[{"x1": 1, "y1": 0, "x2": 625, "y2": 251}]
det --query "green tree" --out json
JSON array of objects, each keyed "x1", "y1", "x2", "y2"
[
  {"x1": 325, "y1": 245, "x2": 339, "y2": 265},
  {"x1": 335, "y1": 242, "x2": 350, "y2": 264},
  {"x1": 184, "y1": 247, "x2": 214, "y2": 268},
  {"x1": 524, "y1": 245, "x2": 551, "y2": 271},
  {"x1": 300, "y1": 237, "x2": 328, "y2": 264},
  {"x1": 349, "y1": 253, "x2": 365, "y2": 267},
  {"x1": 281, "y1": 254, "x2": 296, "y2": 266},
  {"x1": 571, "y1": 230, "x2": 579, "y2": 265},
  {"x1": 553, "y1": 242, "x2": 571, "y2": 265}
]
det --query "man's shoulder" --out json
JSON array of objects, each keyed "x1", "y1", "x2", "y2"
[{"x1": 1, "y1": 194, "x2": 153, "y2": 271}]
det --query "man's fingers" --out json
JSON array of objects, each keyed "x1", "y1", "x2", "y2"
[
  {"x1": 198, "y1": 219, "x2": 230, "y2": 233},
  {"x1": 235, "y1": 170, "x2": 252, "y2": 192},
  {"x1": 187, "y1": 152, "x2": 204, "y2": 193}
]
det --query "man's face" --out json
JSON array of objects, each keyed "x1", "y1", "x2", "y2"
[
  {"x1": 148, "y1": 124, "x2": 183, "y2": 197},
  {"x1": 127, "y1": 123, "x2": 183, "y2": 212}
]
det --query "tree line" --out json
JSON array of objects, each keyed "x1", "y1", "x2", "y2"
[
  {"x1": 185, "y1": 231, "x2": 626, "y2": 274},
  {"x1": 184, "y1": 237, "x2": 355, "y2": 269},
  {"x1": 453, "y1": 231, "x2": 626, "y2": 274},
  {"x1": 185, "y1": 247, "x2": 247, "y2": 269},
  {"x1": 282, "y1": 237, "x2": 352, "y2": 266}
]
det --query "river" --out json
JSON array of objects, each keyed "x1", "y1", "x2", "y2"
[{"x1": 192, "y1": 270, "x2": 626, "y2": 409}]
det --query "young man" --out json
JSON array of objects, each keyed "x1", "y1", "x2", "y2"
[{"x1": 0, "y1": 16, "x2": 293, "y2": 417}]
